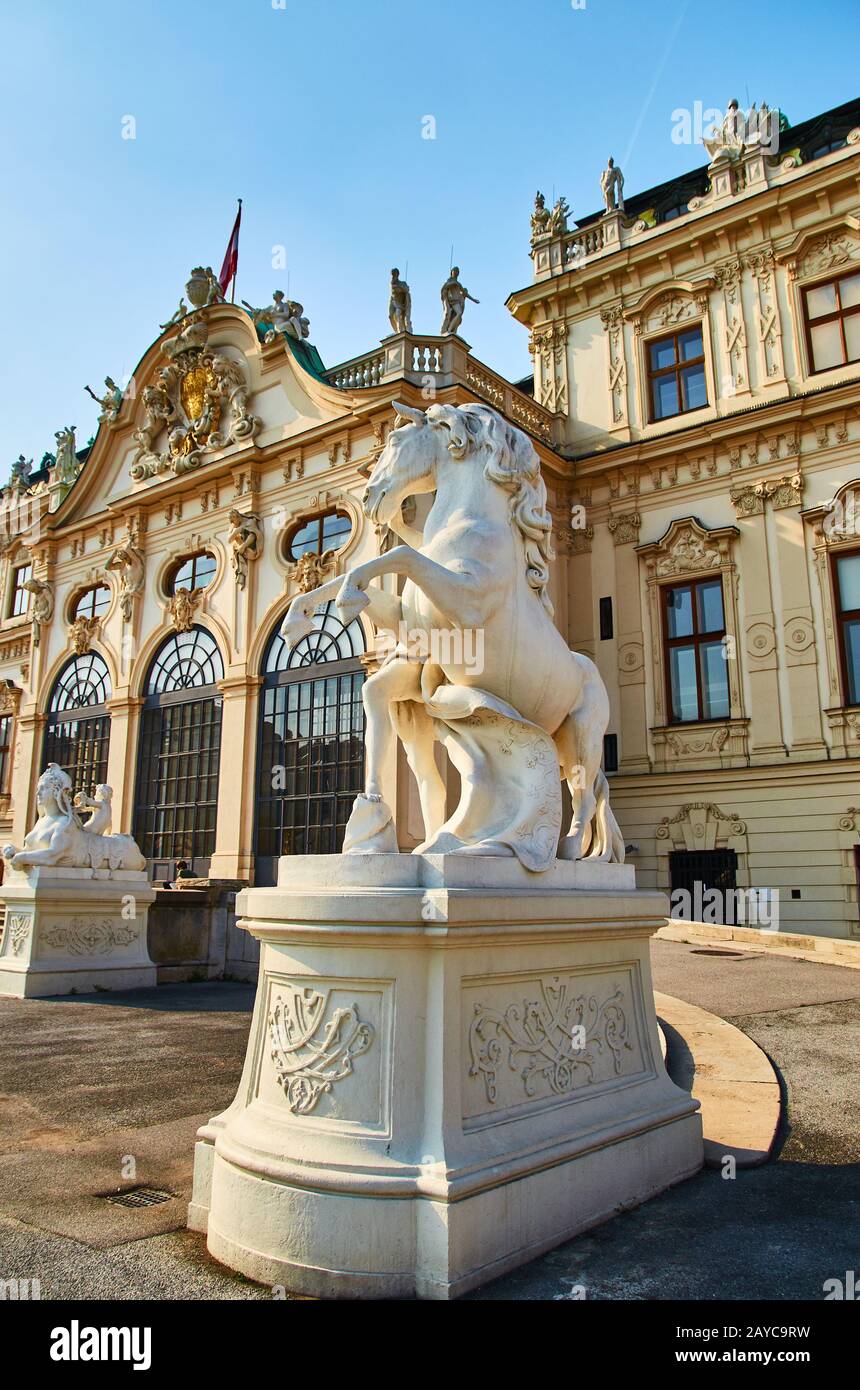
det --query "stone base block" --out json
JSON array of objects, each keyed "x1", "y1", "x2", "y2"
[
  {"x1": 191, "y1": 853, "x2": 702, "y2": 1299},
  {"x1": 0, "y1": 866, "x2": 156, "y2": 999}
]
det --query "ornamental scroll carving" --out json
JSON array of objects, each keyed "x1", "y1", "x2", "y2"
[
  {"x1": 42, "y1": 918, "x2": 138, "y2": 956},
  {"x1": 131, "y1": 313, "x2": 260, "y2": 481},
  {"x1": 268, "y1": 984, "x2": 374, "y2": 1115},
  {"x1": 468, "y1": 977, "x2": 632, "y2": 1105}
]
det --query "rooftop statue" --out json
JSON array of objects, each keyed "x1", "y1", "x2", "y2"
[
  {"x1": 530, "y1": 191, "x2": 551, "y2": 241},
  {"x1": 388, "y1": 268, "x2": 413, "y2": 334},
  {"x1": 600, "y1": 157, "x2": 625, "y2": 213},
  {"x1": 282, "y1": 400, "x2": 624, "y2": 869},
  {"x1": 548, "y1": 195, "x2": 570, "y2": 235},
  {"x1": 242, "y1": 291, "x2": 310, "y2": 344},
  {"x1": 8, "y1": 455, "x2": 32, "y2": 494},
  {"x1": 440, "y1": 266, "x2": 479, "y2": 336},
  {"x1": 50, "y1": 426, "x2": 80, "y2": 489},
  {"x1": 85, "y1": 376, "x2": 123, "y2": 423},
  {"x1": 3, "y1": 764, "x2": 145, "y2": 872}
]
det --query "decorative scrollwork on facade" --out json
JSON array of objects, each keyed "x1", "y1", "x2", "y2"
[{"x1": 42, "y1": 918, "x2": 137, "y2": 956}]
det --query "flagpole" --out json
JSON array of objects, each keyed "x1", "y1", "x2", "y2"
[{"x1": 231, "y1": 198, "x2": 242, "y2": 303}]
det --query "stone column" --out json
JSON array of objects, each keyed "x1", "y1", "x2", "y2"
[
  {"x1": 10, "y1": 710, "x2": 46, "y2": 846},
  {"x1": 209, "y1": 674, "x2": 259, "y2": 881},
  {"x1": 770, "y1": 476, "x2": 827, "y2": 759},
  {"x1": 106, "y1": 695, "x2": 143, "y2": 832}
]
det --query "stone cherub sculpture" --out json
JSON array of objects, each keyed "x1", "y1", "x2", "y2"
[
  {"x1": 600, "y1": 157, "x2": 625, "y2": 213},
  {"x1": 3, "y1": 764, "x2": 145, "y2": 872},
  {"x1": 22, "y1": 576, "x2": 53, "y2": 646},
  {"x1": 388, "y1": 269, "x2": 413, "y2": 334},
  {"x1": 85, "y1": 377, "x2": 123, "y2": 422},
  {"x1": 282, "y1": 400, "x2": 624, "y2": 869},
  {"x1": 440, "y1": 267, "x2": 479, "y2": 336},
  {"x1": 227, "y1": 508, "x2": 263, "y2": 589}
]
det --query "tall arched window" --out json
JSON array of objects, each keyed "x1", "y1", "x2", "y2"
[
  {"x1": 133, "y1": 626, "x2": 224, "y2": 879},
  {"x1": 43, "y1": 653, "x2": 112, "y2": 797},
  {"x1": 254, "y1": 602, "x2": 366, "y2": 884}
]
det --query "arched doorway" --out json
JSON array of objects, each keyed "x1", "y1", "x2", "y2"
[
  {"x1": 254, "y1": 602, "x2": 366, "y2": 884},
  {"x1": 133, "y1": 626, "x2": 225, "y2": 880},
  {"x1": 43, "y1": 652, "x2": 112, "y2": 798}
]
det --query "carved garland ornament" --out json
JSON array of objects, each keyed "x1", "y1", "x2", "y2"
[
  {"x1": 468, "y1": 978, "x2": 632, "y2": 1105},
  {"x1": 42, "y1": 918, "x2": 138, "y2": 956},
  {"x1": 268, "y1": 984, "x2": 375, "y2": 1115}
]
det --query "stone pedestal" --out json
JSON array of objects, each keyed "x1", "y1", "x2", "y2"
[
  {"x1": 190, "y1": 854, "x2": 702, "y2": 1299},
  {"x1": 0, "y1": 866, "x2": 156, "y2": 998}
]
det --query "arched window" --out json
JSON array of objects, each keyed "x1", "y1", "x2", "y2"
[
  {"x1": 133, "y1": 627, "x2": 224, "y2": 879},
  {"x1": 72, "y1": 585, "x2": 111, "y2": 620},
  {"x1": 254, "y1": 602, "x2": 366, "y2": 884},
  {"x1": 169, "y1": 552, "x2": 217, "y2": 593},
  {"x1": 43, "y1": 653, "x2": 112, "y2": 798},
  {"x1": 286, "y1": 511, "x2": 352, "y2": 561}
]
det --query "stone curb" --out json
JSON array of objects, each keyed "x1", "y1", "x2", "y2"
[
  {"x1": 655, "y1": 991, "x2": 781, "y2": 1170},
  {"x1": 657, "y1": 920, "x2": 860, "y2": 970}
]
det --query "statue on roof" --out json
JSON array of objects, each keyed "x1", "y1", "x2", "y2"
[
  {"x1": 242, "y1": 291, "x2": 310, "y2": 344},
  {"x1": 50, "y1": 427, "x2": 79, "y2": 489},
  {"x1": 8, "y1": 455, "x2": 32, "y2": 494},
  {"x1": 530, "y1": 191, "x2": 551, "y2": 241},
  {"x1": 703, "y1": 98, "x2": 746, "y2": 162},
  {"x1": 160, "y1": 297, "x2": 189, "y2": 333},
  {"x1": 600, "y1": 157, "x2": 625, "y2": 213},
  {"x1": 440, "y1": 267, "x2": 479, "y2": 336},
  {"x1": 388, "y1": 268, "x2": 413, "y2": 334},
  {"x1": 548, "y1": 196, "x2": 570, "y2": 236},
  {"x1": 85, "y1": 376, "x2": 123, "y2": 423}
]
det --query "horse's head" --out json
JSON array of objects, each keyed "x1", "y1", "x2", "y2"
[
  {"x1": 36, "y1": 763, "x2": 74, "y2": 819},
  {"x1": 363, "y1": 402, "x2": 451, "y2": 527}
]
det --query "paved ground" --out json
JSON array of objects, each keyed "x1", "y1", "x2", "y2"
[{"x1": 0, "y1": 941, "x2": 858, "y2": 1300}]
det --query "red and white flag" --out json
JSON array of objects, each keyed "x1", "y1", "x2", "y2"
[{"x1": 219, "y1": 200, "x2": 242, "y2": 297}]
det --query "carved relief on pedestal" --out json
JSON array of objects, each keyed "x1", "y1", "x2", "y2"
[
  {"x1": 7, "y1": 912, "x2": 31, "y2": 956},
  {"x1": 464, "y1": 971, "x2": 641, "y2": 1123},
  {"x1": 42, "y1": 918, "x2": 138, "y2": 957},
  {"x1": 267, "y1": 983, "x2": 375, "y2": 1116}
]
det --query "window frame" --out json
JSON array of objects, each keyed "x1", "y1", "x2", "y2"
[
  {"x1": 285, "y1": 510, "x2": 352, "y2": 563},
  {"x1": 72, "y1": 585, "x2": 112, "y2": 621},
  {"x1": 0, "y1": 714, "x2": 13, "y2": 795},
  {"x1": 168, "y1": 551, "x2": 217, "y2": 595},
  {"x1": 646, "y1": 326, "x2": 708, "y2": 424},
  {"x1": 832, "y1": 547, "x2": 860, "y2": 707},
  {"x1": 662, "y1": 575, "x2": 728, "y2": 725},
  {"x1": 8, "y1": 563, "x2": 32, "y2": 620},
  {"x1": 802, "y1": 267, "x2": 860, "y2": 376}
]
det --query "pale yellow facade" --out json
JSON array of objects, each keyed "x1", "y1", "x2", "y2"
[{"x1": 1, "y1": 99, "x2": 860, "y2": 942}]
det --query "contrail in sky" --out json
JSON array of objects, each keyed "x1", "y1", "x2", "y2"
[{"x1": 622, "y1": 0, "x2": 692, "y2": 170}]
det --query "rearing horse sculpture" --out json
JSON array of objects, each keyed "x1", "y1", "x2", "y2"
[{"x1": 282, "y1": 401, "x2": 624, "y2": 869}]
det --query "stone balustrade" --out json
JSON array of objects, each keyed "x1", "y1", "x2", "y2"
[{"x1": 324, "y1": 332, "x2": 558, "y2": 445}]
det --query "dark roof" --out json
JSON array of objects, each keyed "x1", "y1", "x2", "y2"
[{"x1": 574, "y1": 96, "x2": 860, "y2": 229}]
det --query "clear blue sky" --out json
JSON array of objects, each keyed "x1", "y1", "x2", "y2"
[{"x1": 1, "y1": 0, "x2": 858, "y2": 466}]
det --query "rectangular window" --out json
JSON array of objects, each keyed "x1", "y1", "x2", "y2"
[
  {"x1": 647, "y1": 326, "x2": 707, "y2": 422},
  {"x1": 834, "y1": 550, "x2": 860, "y2": 705},
  {"x1": 599, "y1": 596, "x2": 613, "y2": 640},
  {"x1": 663, "y1": 576, "x2": 729, "y2": 723},
  {"x1": 804, "y1": 269, "x2": 860, "y2": 373},
  {"x1": 9, "y1": 564, "x2": 32, "y2": 619},
  {"x1": 0, "y1": 715, "x2": 11, "y2": 793}
]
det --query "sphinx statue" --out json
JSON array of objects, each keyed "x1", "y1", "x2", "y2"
[{"x1": 3, "y1": 764, "x2": 145, "y2": 872}]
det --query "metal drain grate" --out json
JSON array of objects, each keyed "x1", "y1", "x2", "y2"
[{"x1": 102, "y1": 1186, "x2": 174, "y2": 1209}]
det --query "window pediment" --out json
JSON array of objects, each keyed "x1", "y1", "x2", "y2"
[{"x1": 637, "y1": 516, "x2": 738, "y2": 578}]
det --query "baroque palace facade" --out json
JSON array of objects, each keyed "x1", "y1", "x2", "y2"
[{"x1": 1, "y1": 95, "x2": 859, "y2": 957}]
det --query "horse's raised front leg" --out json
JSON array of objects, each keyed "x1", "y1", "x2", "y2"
[
  {"x1": 282, "y1": 575, "x2": 403, "y2": 647},
  {"x1": 335, "y1": 544, "x2": 494, "y2": 631}
]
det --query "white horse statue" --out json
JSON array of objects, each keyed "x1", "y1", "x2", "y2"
[
  {"x1": 3, "y1": 764, "x2": 145, "y2": 872},
  {"x1": 282, "y1": 401, "x2": 624, "y2": 871}
]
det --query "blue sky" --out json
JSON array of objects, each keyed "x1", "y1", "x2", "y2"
[{"x1": 1, "y1": 0, "x2": 858, "y2": 466}]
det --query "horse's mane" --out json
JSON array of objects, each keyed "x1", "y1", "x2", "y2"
[{"x1": 456, "y1": 404, "x2": 556, "y2": 616}]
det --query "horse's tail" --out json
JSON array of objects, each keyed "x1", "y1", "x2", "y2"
[{"x1": 588, "y1": 769, "x2": 626, "y2": 864}]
